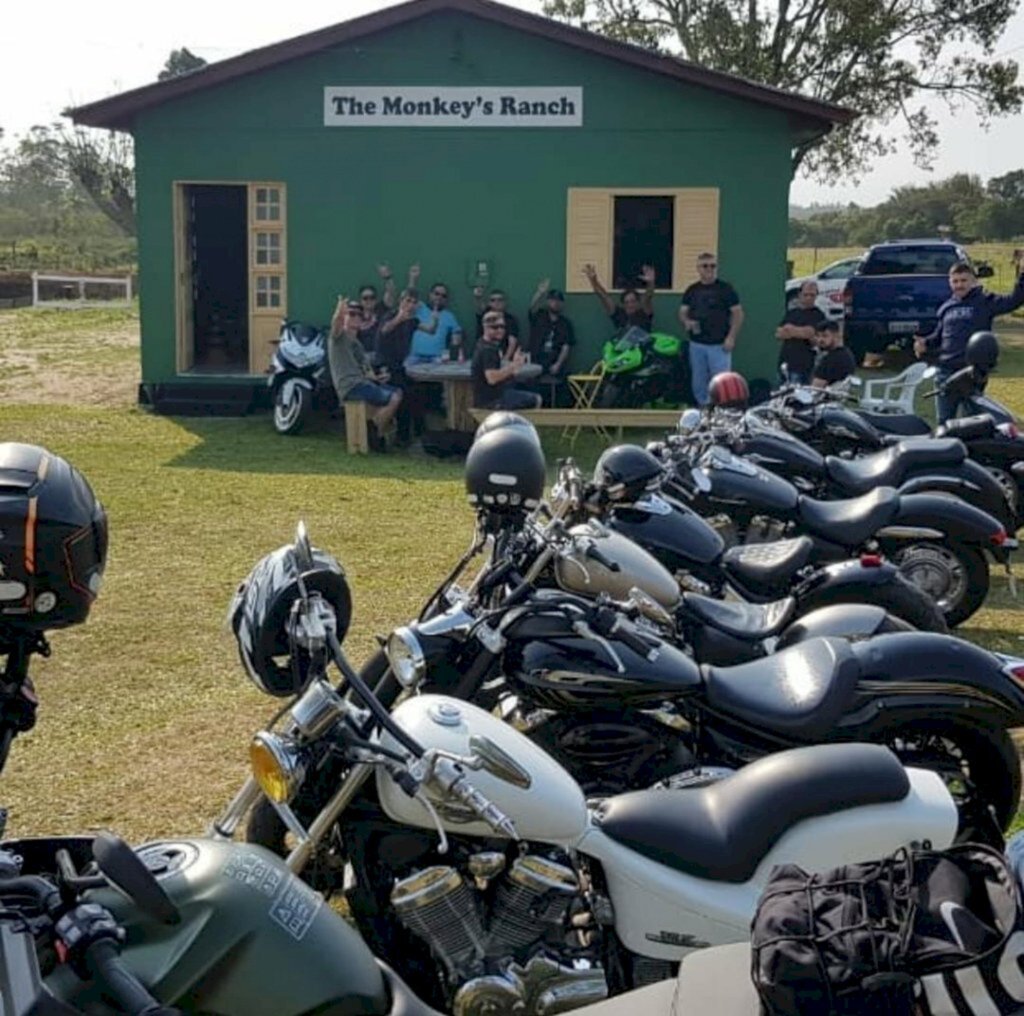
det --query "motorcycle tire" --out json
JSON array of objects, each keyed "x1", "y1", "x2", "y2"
[
  {"x1": 796, "y1": 576, "x2": 949, "y2": 634},
  {"x1": 882, "y1": 720, "x2": 1021, "y2": 843},
  {"x1": 891, "y1": 541, "x2": 989, "y2": 628},
  {"x1": 273, "y1": 384, "x2": 311, "y2": 435}
]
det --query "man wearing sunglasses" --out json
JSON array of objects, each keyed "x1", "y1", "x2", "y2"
[
  {"x1": 679, "y1": 253, "x2": 744, "y2": 406},
  {"x1": 407, "y1": 280, "x2": 464, "y2": 365},
  {"x1": 472, "y1": 287, "x2": 521, "y2": 357},
  {"x1": 472, "y1": 312, "x2": 543, "y2": 411}
]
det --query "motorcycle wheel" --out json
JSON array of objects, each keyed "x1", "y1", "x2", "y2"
[
  {"x1": 882, "y1": 721, "x2": 1021, "y2": 844},
  {"x1": 273, "y1": 384, "x2": 311, "y2": 435},
  {"x1": 891, "y1": 541, "x2": 988, "y2": 628},
  {"x1": 797, "y1": 577, "x2": 948, "y2": 634}
]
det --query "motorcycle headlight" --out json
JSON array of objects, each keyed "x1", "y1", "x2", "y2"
[
  {"x1": 386, "y1": 627, "x2": 427, "y2": 689},
  {"x1": 250, "y1": 732, "x2": 305, "y2": 804}
]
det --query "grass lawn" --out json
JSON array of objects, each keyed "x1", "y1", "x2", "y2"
[{"x1": 1, "y1": 304, "x2": 1023, "y2": 843}]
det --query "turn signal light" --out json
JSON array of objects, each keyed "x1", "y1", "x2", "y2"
[
  {"x1": 1004, "y1": 663, "x2": 1024, "y2": 688},
  {"x1": 859, "y1": 553, "x2": 883, "y2": 567},
  {"x1": 991, "y1": 528, "x2": 1009, "y2": 546}
]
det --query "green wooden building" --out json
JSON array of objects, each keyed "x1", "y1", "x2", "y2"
[{"x1": 70, "y1": 0, "x2": 852, "y2": 412}]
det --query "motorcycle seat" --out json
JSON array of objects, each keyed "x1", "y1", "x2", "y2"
[
  {"x1": 680, "y1": 593, "x2": 795, "y2": 641},
  {"x1": 701, "y1": 636, "x2": 860, "y2": 740},
  {"x1": 825, "y1": 438, "x2": 965, "y2": 494},
  {"x1": 596, "y1": 741, "x2": 908, "y2": 884},
  {"x1": 796, "y1": 487, "x2": 900, "y2": 547},
  {"x1": 856, "y1": 410, "x2": 932, "y2": 437},
  {"x1": 937, "y1": 414, "x2": 996, "y2": 441},
  {"x1": 720, "y1": 537, "x2": 814, "y2": 597}
]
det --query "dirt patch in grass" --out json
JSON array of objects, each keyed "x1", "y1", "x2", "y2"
[{"x1": 0, "y1": 306, "x2": 139, "y2": 408}]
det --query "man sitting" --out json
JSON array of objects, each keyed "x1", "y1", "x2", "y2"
[
  {"x1": 473, "y1": 287, "x2": 522, "y2": 356},
  {"x1": 527, "y1": 280, "x2": 576, "y2": 386},
  {"x1": 472, "y1": 311, "x2": 543, "y2": 411},
  {"x1": 811, "y1": 320, "x2": 857, "y2": 388},
  {"x1": 406, "y1": 280, "x2": 464, "y2": 365},
  {"x1": 328, "y1": 296, "x2": 402, "y2": 451}
]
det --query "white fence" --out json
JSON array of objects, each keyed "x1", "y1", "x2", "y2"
[{"x1": 31, "y1": 272, "x2": 133, "y2": 309}]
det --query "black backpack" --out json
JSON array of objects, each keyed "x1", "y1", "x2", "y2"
[
  {"x1": 751, "y1": 844, "x2": 1024, "y2": 1016},
  {"x1": 420, "y1": 429, "x2": 474, "y2": 459}
]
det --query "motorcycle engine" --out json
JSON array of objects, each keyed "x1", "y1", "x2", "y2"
[
  {"x1": 745, "y1": 515, "x2": 789, "y2": 544},
  {"x1": 390, "y1": 851, "x2": 609, "y2": 1016}
]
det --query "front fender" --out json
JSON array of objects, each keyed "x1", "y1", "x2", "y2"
[
  {"x1": 848, "y1": 632, "x2": 1024, "y2": 728},
  {"x1": 776, "y1": 604, "x2": 895, "y2": 650},
  {"x1": 889, "y1": 493, "x2": 1005, "y2": 547}
]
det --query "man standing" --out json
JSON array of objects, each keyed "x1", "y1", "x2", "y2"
[
  {"x1": 583, "y1": 263, "x2": 655, "y2": 332},
  {"x1": 811, "y1": 320, "x2": 857, "y2": 388},
  {"x1": 776, "y1": 281, "x2": 826, "y2": 384},
  {"x1": 528, "y1": 279, "x2": 576, "y2": 376},
  {"x1": 328, "y1": 297, "x2": 402, "y2": 452},
  {"x1": 679, "y1": 253, "x2": 744, "y2": 406},
  {"x1": 914, "y1": 260, "x2": 1024, "y2": 422},
  {"x1": 472, "y1": 311, "x2": 543, "y2": 411}
]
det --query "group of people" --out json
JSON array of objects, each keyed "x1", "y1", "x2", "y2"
[
  {"x1": 775, "y1": 280, "x2": 857, "y2": 388},
  {"x1": 328, "y1": 264, "x2": 577, "y2": 450}
]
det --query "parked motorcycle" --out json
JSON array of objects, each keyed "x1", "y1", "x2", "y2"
[
  {"x1": 268, "y1": 320, "x2": 337, "y2": 435},
  {"x1": 597, "y1": 327, "x2": 688, "y2": 408},
  {"x1": 211, "y1": 526, "x2": 960, "y2": 1014},
  {"x1": 656, "y1": 427, "x2": 1012, "y2": 626}
]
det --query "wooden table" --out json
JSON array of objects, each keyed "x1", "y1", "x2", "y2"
[{"x1": 405, "y1": 360, "x2": 542, "y2": 431}]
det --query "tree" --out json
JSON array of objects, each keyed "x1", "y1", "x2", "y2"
[
  {"x1": 59, "y1": 127, "x2": 136, "y2": 236},
  {"x1": 158, "y1": 48, "x2": 207, "y2": 81},
  {"x1": 543, "y1": 0, "x2": 1023, "y2": 183}
]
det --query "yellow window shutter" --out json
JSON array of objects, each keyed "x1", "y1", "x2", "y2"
[
  {"x1": 673, "y1": 189, "x2": 720, "y2": 291},
  {"x1": 566, "y1": 189, "x2": 612, "y2": 293}
]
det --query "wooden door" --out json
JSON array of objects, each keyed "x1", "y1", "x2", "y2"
[{"x1": 248, "y1": 183, "x2": 287, "y2": 375}]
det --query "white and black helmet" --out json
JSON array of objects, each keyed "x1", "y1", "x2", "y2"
[{"x1": 465, "y1": 426, "x2": 546, "y2": 514}]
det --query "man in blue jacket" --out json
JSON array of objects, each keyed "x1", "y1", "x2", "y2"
[{"x1": 914, "y1": 262, "x2": 1024, "y2": 422}]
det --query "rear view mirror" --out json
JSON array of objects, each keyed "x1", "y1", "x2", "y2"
[
  {"x1": 976, "y1": 263, "x2": 995, "y2": 279},
  {"x1": 922, "y1": 366, "x2": 938, "y2": 379}
]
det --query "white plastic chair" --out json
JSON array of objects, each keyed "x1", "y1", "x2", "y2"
[{"x1": 858, "y1": 361, "x2": 928, "y2": 414}]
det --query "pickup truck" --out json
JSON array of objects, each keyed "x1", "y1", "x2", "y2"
[{"x1": 842, "y1": 240, "x2": 992, "y2": 359}]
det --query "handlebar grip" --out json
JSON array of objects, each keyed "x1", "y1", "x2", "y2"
[
  {"x1": 86, "y1": 940, "x2": 181, "y2": 1016},
  {"x1": 433, "y1": 758, "x2": 518, "y2": 840}
]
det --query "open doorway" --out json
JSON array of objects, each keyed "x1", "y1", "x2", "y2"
[{"x1": 183, "y1": 184, "x2": 249, "y2": 372}]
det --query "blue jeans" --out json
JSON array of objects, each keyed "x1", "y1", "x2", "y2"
[
  {"x1": 345, "y1": 381, "x2": 399, "y2": 407},
  {"x1": 689, "y1": 342, "x2": 732, "y2": 406}
]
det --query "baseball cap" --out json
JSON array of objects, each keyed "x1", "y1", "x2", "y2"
[{"x1": 547, "y1": 288, "x2": 566, "y2": 301}]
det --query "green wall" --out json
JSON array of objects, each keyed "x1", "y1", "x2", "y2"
[{"x1": 133, "y1": 11, "x2": 795, "y2": 385}]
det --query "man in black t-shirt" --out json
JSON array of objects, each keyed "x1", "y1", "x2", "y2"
[
  {"x1": 679, "y1": 253, "x2": 744, "y2": 406},
  {"x1": 776, "y1": 281, "x2": 826, "y2": 384},
  {"x1": 472, "y1": 288, "x2": 521, "y2": 356},
  {"x1": 583, "y1": 263, "x2": 655, "y2": 332},
  {"x1": 812, "y1": 320, "x2": 857, "y2": 388},
  {"x1": 375, "y1": 287, "x2": 424, "y2": 445},
  {"x1": 472, "y1": 312, "x2": 543, "y2": 411}
]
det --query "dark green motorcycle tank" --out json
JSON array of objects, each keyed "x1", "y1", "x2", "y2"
[{"x1": 47, "y1": 839, "x2": 388, "y2": 1016}]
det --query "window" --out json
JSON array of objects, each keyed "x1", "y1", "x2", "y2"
[
  {"x1": 861, "y1": 247, "x2": 959, "y2": 276},
  {"x1": 254, "y1": 231, "x2": 282, "y2": 266},
  {"x1": 254, "y1": 186, "x2": 282, "y2": 222},
  {"x1": 613, "y1": 196, "x2": 674, "y2": 290},
  {"x1": 255, "y1": 274, "x2": 282, "y2": 309},
  {"x1": 820, "y1": 258, "x2": 862, "y2": 280},
  {"x1": 566, "y1": 188, "x2": 719, "y2": 292}
]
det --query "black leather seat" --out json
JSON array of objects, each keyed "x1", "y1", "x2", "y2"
[
  {"x1": 825, "y1": 437, "x2": 965, "y2": 494},
  {"x1": 938, "y1": 414, "x2": 997, "y2": 441},
  {"x1": 796, "y1": 487, "x2": 900, "y2": 547},
  {"x1": 702, "y1": 636, "x2": 860, "y2": 740},
  {"x1": 720, "y1": 537, "x2": 813, "y2": 597},
  {"x1": 680, "y1": 593, "x2": 795, "y2": 640},
  {"x1": 596, "y1": 742, "x2": 910, "y2": 883},
  {"x1": 857, "y1": 411, "x2": 932, "y2": 437}
]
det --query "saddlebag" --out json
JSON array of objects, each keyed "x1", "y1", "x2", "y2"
[{"x1": 751, "y1": 843, "x2": 1024, "y2": 1015}]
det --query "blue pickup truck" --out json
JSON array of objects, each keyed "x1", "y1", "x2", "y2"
[{"x1": 842, "y1": 240, "x2": 993, "y2": 359}]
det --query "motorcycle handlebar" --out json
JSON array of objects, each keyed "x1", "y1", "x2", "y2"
[
  {"x1": 430, "y1": 756, "x2": 519, "y2": 840},
  {"x1": 85, "y1": 939, "x2": 182, "y2": 1016}
]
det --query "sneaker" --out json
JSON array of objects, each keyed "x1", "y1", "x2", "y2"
[{"x1": 367, "y1": 420, "x2": 387, "y2": 453}]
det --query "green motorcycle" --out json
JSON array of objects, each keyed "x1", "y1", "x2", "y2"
[{"x1": 598, "y1": 327, "x2": 688, "y2": 408}]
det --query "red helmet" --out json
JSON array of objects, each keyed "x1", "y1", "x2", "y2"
[{"x1": 708, "y1": 371, "x2": 749, "y2": 409}]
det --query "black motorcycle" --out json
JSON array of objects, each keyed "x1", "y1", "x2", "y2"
[
  {"x1": 268, "y1": 320, "x2": 337, "y2": 435},
  {"x1": 657, "y1": 432, "x2": 1011, "y2": 627}
]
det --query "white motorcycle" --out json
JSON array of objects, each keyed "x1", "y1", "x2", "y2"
[{"x1": 212, "y1": 527, "x2": 958, "y2": 1016}]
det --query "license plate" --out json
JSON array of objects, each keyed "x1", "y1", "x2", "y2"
[{"x1": 888, "y1": 321, "x2": 919, "y2": 334}]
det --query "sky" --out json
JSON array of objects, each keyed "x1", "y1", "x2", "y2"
[{"x1": 3, "y1": 0, "x2": 1023, "y2": 209}]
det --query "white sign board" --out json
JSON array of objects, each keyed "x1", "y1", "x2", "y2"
[{"x1": 323, "y1": 87, "x2": 583, "y2": 127}]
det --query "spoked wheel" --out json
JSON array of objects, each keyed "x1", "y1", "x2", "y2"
[
  {"x1": 892, "y1": 541, "x2": 988, "y2": 628},
  {"x1": 273, "y1": 384, "x2": 311, "y2": 435},
  {"x1": 988, "y1": 467, "x2": 1020, "y2": 522},
  {"x1": 883, "y1": 722, "x2": 1021, "y2": 846}
]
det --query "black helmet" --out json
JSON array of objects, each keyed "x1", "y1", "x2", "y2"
[
  {"x1": 593, "y1": 445, "x2": 663, "y2": 502},
  {"x1": 966, "y1": 331, "x2": 999, "y2": 371},
  {"x1": 465, "y1": 427, "x2": 546, "y2": 514},
  {"x1": 229, "y1": 538, "x2": 352, "y2": 697},
  {"x1": 0, "y1": 443, "x2": 107, "y2": 640},
  {"x1": 474, "y1": 410, "x2": 541, "y2": 447}
]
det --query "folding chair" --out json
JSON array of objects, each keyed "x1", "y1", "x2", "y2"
[{"x1": 564, "y1": 360, "x2": 610, "y2": 446}]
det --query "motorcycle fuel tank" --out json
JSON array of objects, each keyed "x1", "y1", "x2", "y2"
[
  {"x1": 734, "y1": 430, "x2": 826, "y2": 478},
  {"x1": 701, "y1": 448, "x2": 800, "y2": 515},
  {"x1": 554, "y1": 521, "x2": 681, "y2": 608},
  {"x1": 607, "y1": 494, "x2": 725, "y2": 572},
  {"x1": 377, "y1": 695, "x2": 589, "y2": 846}
]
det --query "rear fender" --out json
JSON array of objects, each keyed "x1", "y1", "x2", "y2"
[
  {"x1": 899, "y1": 461, "x2": 1013, "y2": 532},
  {"x1": 791, "y1": 556, "x2": 904, "y2": 601},
  {"x1": 776, "y1": 604, "x2": 896, "y2": 651},
  {"x1": 888, "y1": 492, "x2": 1005, "y2": 547},
  {"x1": 846, "y1": 632, "x2": 1024, "y2": 728}
]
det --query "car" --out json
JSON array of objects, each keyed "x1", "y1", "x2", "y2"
[{"x1": 786, "y1": 255, "x2": 864, "y2": 318}]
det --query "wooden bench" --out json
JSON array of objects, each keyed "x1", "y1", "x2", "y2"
[
  {"x1": 344, "y1": 400, "x2": 370, "y2": 454},
  {"x1": 469, "y1": 407, "x2": 682, "y2": 441}
]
